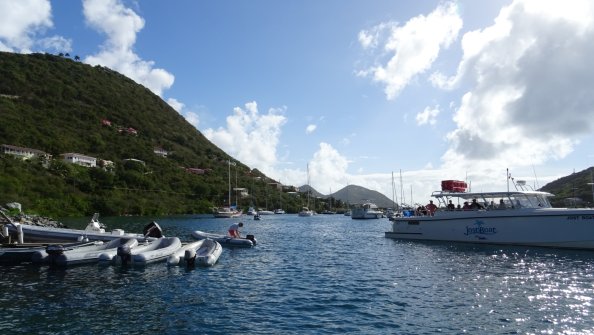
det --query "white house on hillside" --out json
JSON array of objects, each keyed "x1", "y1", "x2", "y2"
[
  {"x1": 1, "y1": 144, "x2": 51, "y2": 160},
  {"x1": 61, "y1": 153, "x2": 97, "y2": 167},
  {"x1": 154, "y1": 147, "x2": 168, "y2": 157}
]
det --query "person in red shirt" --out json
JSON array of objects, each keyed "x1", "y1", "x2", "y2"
[{"x1": 426, "y1": 200, "x2": 438, "y2": 216}]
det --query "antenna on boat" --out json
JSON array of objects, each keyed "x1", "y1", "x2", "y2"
[{"x1": 532, "y1": 164, "x2": 540, "y2": 189}]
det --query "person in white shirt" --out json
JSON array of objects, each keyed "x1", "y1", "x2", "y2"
[{"x1": 228, "y1": 222, "x2": 243, "y2": 238}]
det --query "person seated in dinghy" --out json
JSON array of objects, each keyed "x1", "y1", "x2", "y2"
[{"x1": 228, "y1": 222, "x2": 243, "y2": 238}]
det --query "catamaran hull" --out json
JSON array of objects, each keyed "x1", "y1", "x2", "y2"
[{"x1": 386, "y1": 209, "x2": 594, "y2": 249}]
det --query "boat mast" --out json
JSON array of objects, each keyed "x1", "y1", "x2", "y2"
[
  {"x1": 227, "y1": 160, "x2": 231, "y2": 207},
  {"x1": 399, "y1": 169, "x2": 404, "y2": 206}
]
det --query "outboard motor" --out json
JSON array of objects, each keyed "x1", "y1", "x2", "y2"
[
  {"x1": 184, "y1": 249, "x2": 196, "y2": 267},
  {"x1": 245, "y1": 234, "x2": 257, "y2": 245},
  {"x1": 143, "y1": 221, "x2": 163, "y2": 238},
  {"x1": 117, "y1": 244, "x2": 132, "y2": 266},
  {"x1": 46, "y1": 244, "x2": 67, "y2": 265}
]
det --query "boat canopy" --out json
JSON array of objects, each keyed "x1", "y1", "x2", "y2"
[{"x1": 431, "y1": 190, "x2": 554, "y2": 209}]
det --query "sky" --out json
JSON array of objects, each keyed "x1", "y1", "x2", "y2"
[{"x1": 2, "y1": 0, "x2": 594, "y2": 206}]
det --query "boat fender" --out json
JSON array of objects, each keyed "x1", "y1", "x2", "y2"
[
  {"x1": 117, "y1": 244, "x2": 132, "y2": 265},
  {"x1": 184, "y1": 249, "x2": 196, "y2": 267},
  {"x1": 143, "y1": 221, "x2": 163, "y2": 238}
]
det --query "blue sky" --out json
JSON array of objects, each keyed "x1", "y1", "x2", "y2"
[{"x1": 2, "y1": 0, "x2": 594, "y2": 205}]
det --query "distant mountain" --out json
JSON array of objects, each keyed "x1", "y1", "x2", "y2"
[{"x1": 300, "y1": 184, "x2": 396, "y2": 208}]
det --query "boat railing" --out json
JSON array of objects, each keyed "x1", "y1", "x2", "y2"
[{"x1": 400, "y1": 205, "x2": 542, "y2": 218}]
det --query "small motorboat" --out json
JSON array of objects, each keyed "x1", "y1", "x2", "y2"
[
  {"x1": 5, "y1": 217, "x2": 164, "y2": 243},
  {"x1": 0, "y1": 240, "x2": 94, "y2": 265},
  {"x1": 167, "y1": 239, "x2": 223, "y2": 267},
  {"x1": 32, "y1": 238, "x2": 138, "y2": 266},
  {"x1": 191, "y1": 230, "x2": 256, "y2": 248},
  {"x1": 107, "y1": 237, "x2": 182, "y2": 266}
]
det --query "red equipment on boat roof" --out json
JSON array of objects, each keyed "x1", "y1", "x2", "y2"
[{"x1": 441, "y1": 180, "x2": 467, "y2": 192}]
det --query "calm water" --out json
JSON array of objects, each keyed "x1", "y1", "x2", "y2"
[{"x1": 2, "y1": 214, "x2": 594, "y2": 334}]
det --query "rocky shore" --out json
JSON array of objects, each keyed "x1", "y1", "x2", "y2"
[{"x1": 0, "y1": 208, "x2": 65, "y2": 228}]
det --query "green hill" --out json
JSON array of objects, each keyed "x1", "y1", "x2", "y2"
[
  {"x1": 0, "y1": 52, "x2": 304, "y2": 217},
  {"x1": 540, "y1": 167, "x2": 594, "y2": 207}
]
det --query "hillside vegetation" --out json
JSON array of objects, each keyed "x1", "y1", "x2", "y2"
[
  {"x1": 0, "y1": 52, "x2": 304, "y2": 217},
  {"x1": 540, "y1": 167, "x2": 594, "y2": 207}
]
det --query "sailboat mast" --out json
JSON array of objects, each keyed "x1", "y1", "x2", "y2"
[
  {"x1": 399, "y1": 169, "x2": 404, "y2": 206},
  {"x1": 228, "y1": 160, "x2": 231, "y2": 206},
  {"x1": 307, "y1": 163, "x2": 310, "y2": 207}
]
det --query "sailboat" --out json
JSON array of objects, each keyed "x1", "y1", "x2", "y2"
[
  {"x1": 213, "y1": 160, "x2": 242, "y2": 218},
  {"x1": 274, "y1": 182, "x2": 285, "y2": 214},
  {"x1": 344, "y1": 183, "x2": 351, "y2": 216},
  {"x1": 298, "y1": 164, "x2": 314, "y2": 217},
  {"x1": 321, "y1": 187, "x2": 336, "y2": 214}
]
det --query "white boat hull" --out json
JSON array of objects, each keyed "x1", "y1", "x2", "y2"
[
  {"x1": 6, "y1": 223, "x2": 148, "y2": 243},
  {"x1": 107, "y1": 237, "x2": 182, "y2": 266},
  {"x1": 33, "y1": 238, "x2": 139, "y2": 266},
  {"x1": 386, "y1": 208, "x2": 594, "y2": 249},
  {"x1": 167, "y1": 239, "x2": 223, "y2": 267},
  {"x1": 213, "y1": 208, "x2": 242, "y2": 218},
  {"x1": 351, "y1": 203, "x2": 382, "y2": 219}
]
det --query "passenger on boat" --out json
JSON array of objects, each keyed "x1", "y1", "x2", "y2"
[
  {"x1": 416, "y1": 205, "x2": 428, "y2": 216},
  {"x1": 498, "y1": 199, "x2": 507, "y2": 209},
  {"x1": 447, "y1": 200, "x2": 456, "y2": 211},
  {"x1": 470, "y1": 199, "x2": 484, "y2": 210},
  {"x1": 456, "y1": 204, "x2": 462, "y2": 210},
  {"x1": 228, "y1": 222, "x2": 243, "y2": 238},
  {"x1": 426, "y1": 200, "x2": 438, "y2": 216},
  {"x1": 462, "y1": 202, "x2": 471, "y2": 210}
]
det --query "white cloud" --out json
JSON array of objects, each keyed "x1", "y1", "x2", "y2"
[
  {"x1": 0, "y1": 0, "x2": 67, "y2": 53},
  {"x1": 305, "y1": 124, "x2": 317, "y2": 134},
  {"x1": 184, "y1": 112, "x2": 200, "y2": 129},
  {"x1": 358, "y1": 2, "x2": 462, "y2": 100},
  {"x1": 82, "y1": 0, "x2": 174, "y2": 96},
  {"x1": 167, "y1": 97, "x2": 199, "y2": 128},
  {"x1": 203, "y1": 101, "x2": 287, "y2": 176},
  {"x1": 309, "y1": 142, "x2": 349, "y2": 189},
  {"x1": 416, "y1": 105, "x2": 440, "y2": 126},
  {"x1": 167, "y1": 98, "x2": 184, "y2": 113},
  {"x1": 38, "y1": 35, "x2": 72, "y2": 52},
  {"x1": 437, "y1": 0, "x2": 594, "y2": 174}
]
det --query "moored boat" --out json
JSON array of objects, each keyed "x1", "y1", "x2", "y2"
[
  {"x1": 213, "y1": 207, "x2": 243, "y2": 218},
  {"x1": 0, "y1": 240, "x2": 95, "y2": 265},
  {"x1": 167, "y1": 239, "x2": 223, "y2": 267},
  {"x1": 5, "y1": 217, "x2": 163, "y2": 243},
  {"x1": 108, "y1": 237, "x2": 182, "y2": 266},
  {"x1": 385, "y1": 179, "x2": 594, "y2": 249},
  {"x1": 32, "y1": 238, "x2": 139, "y2": 266},
  {"x1": 298, "y1": 207, "x2": 314, "y2": 217},
  {"x1": 351, "y1": 203, "x2": 383, "y2": 219},
  {"x1": 191, "y1": 230, "x2": 256, "y2": 247}
]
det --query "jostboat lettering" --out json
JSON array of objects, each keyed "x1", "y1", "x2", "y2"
[{"x1": 464, "y1": 220, "x2": 497, "y2": 236}]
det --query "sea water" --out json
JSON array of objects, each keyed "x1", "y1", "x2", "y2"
[{"x1": 1, "y1": 214, "x2": 594, "y2": 334}]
